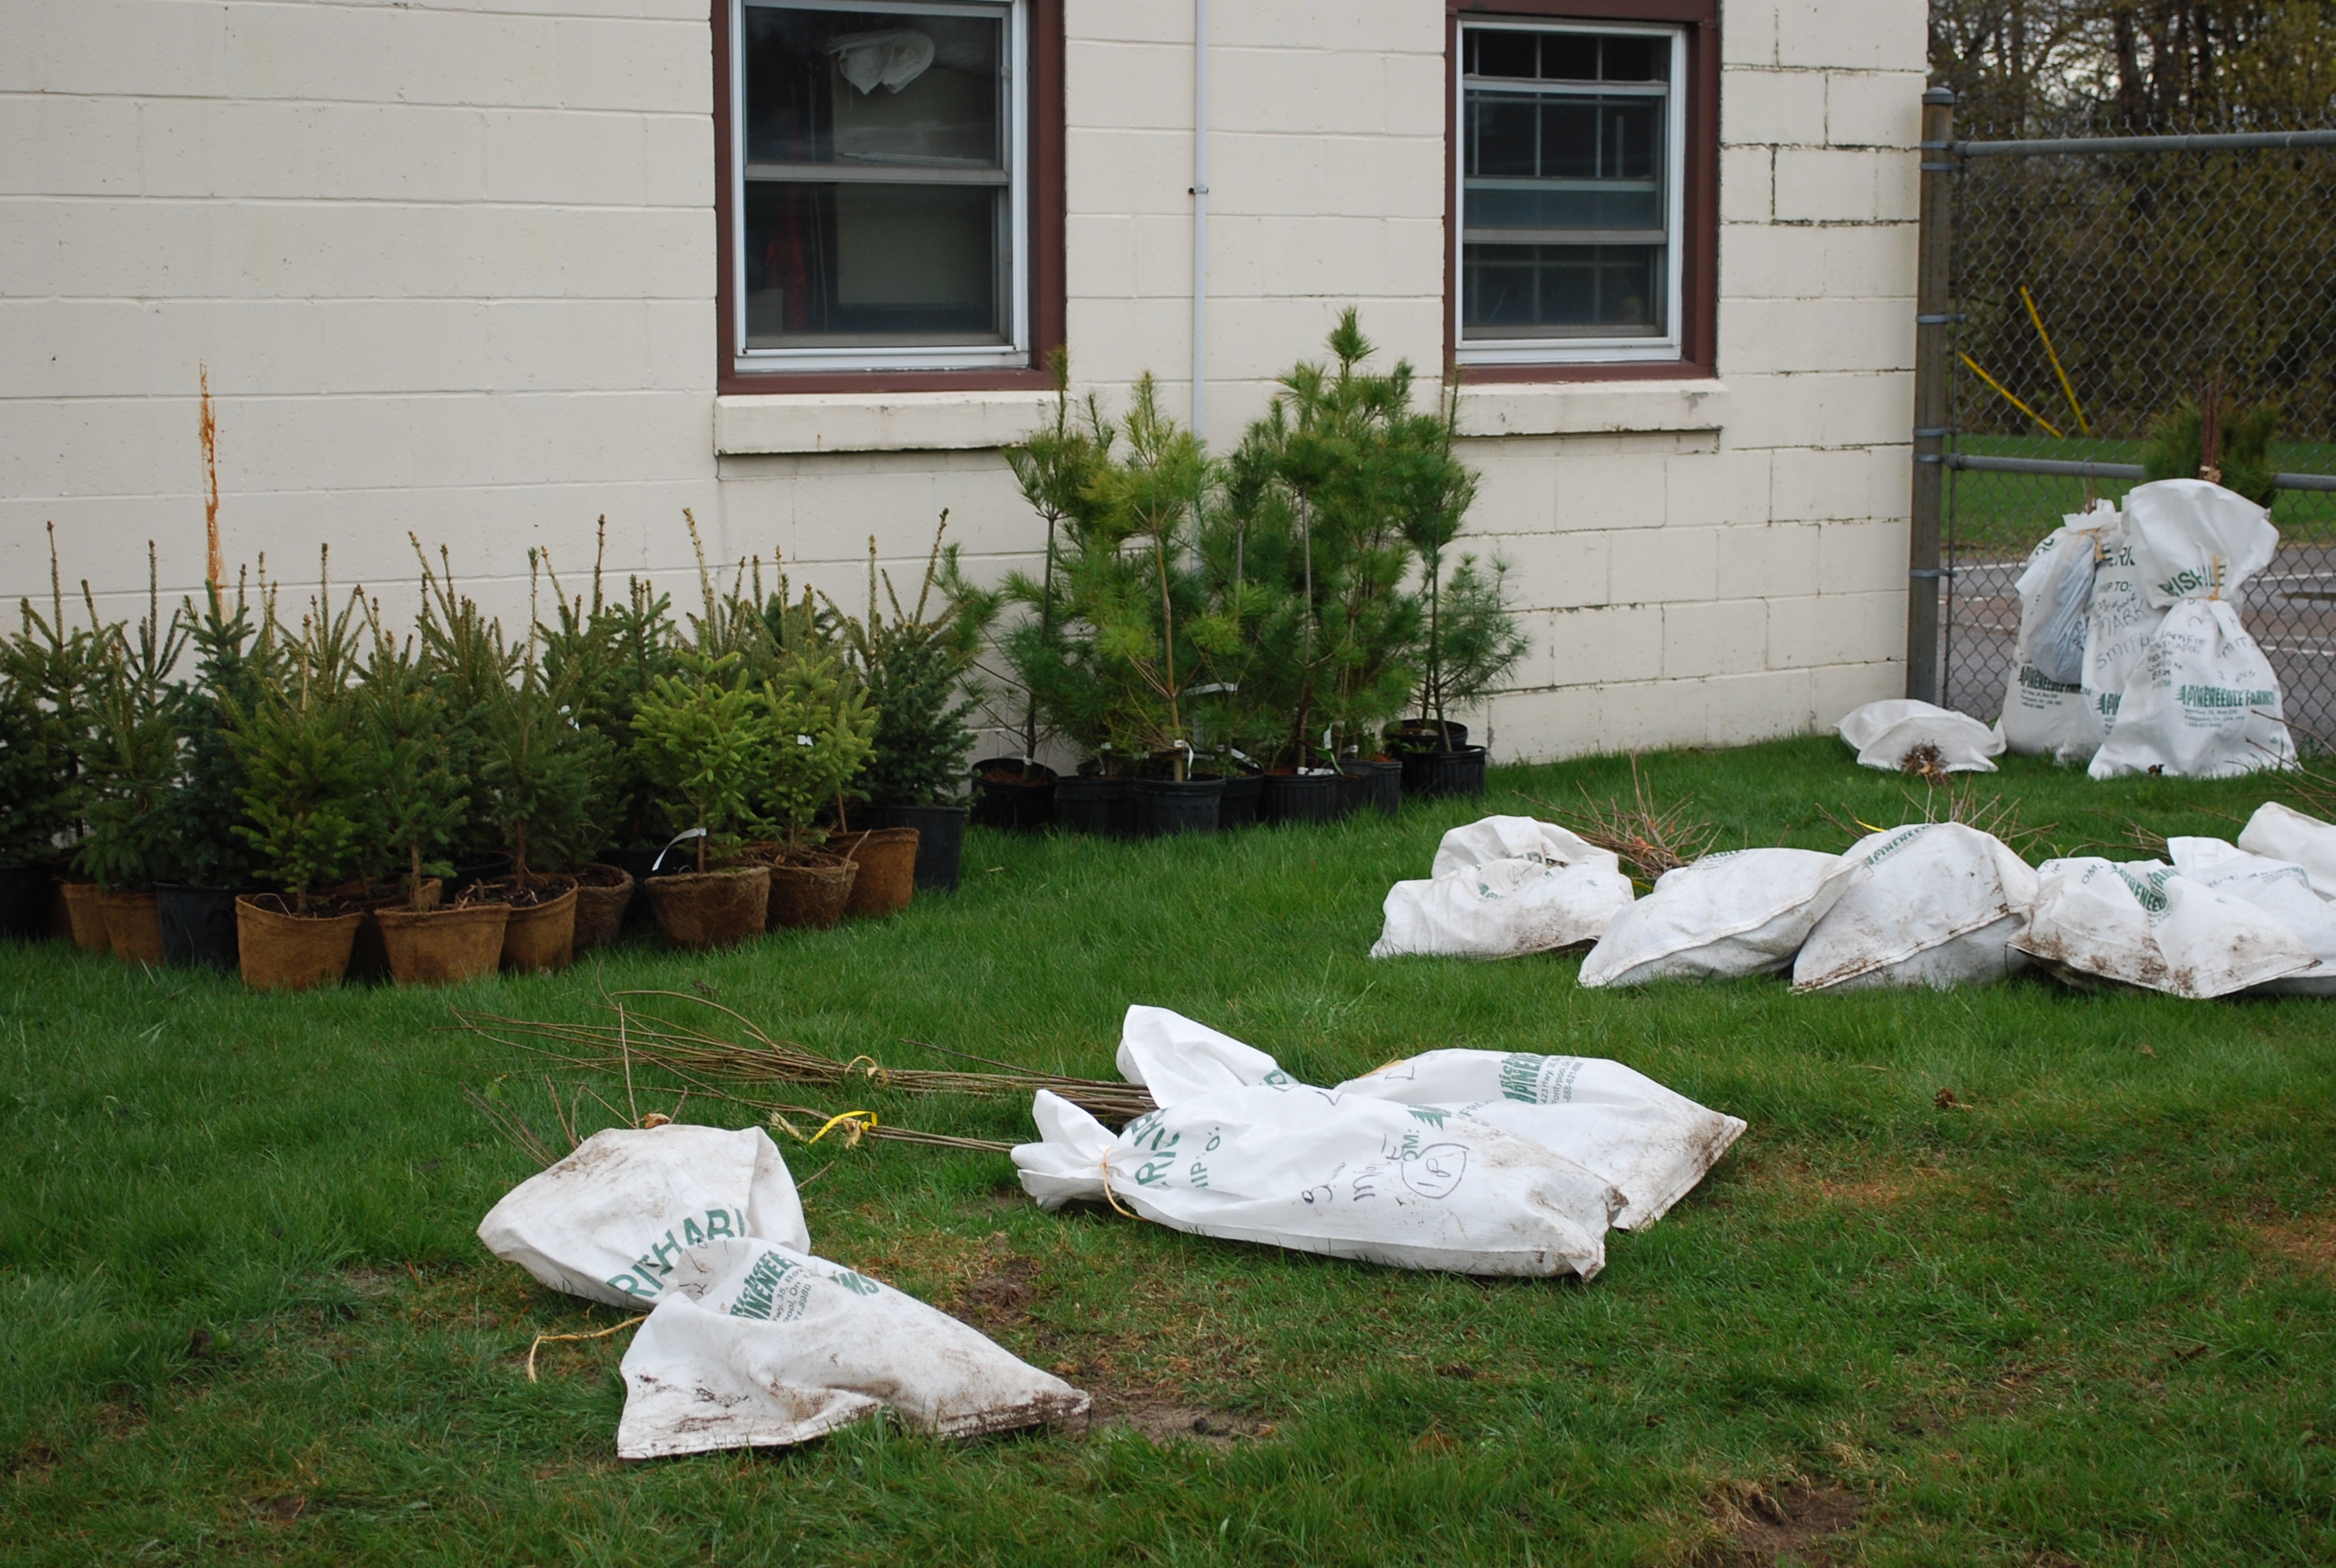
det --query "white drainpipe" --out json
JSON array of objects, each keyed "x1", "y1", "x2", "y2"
[{"x1": 1191, "y1": 0, "x2": 1210, "y2": 439}]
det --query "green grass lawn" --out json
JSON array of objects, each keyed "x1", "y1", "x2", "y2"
[
  {"x1": 6, "y1": 736, "x2": 2336, "y2": 1566},
  {"x1": 1946, "y1": 435, "x2": 2336, "y2": 559}
]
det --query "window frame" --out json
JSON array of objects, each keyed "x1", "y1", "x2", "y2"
[
  {"x1": 714, "y1": 0, "x2": 1064, "y2": 393},
  {"x1": 1445, "y1": 0, "x2": 1719, "y2": 383}
]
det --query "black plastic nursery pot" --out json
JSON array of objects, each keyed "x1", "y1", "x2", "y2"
[
  {"x1": 1134, "y1": 776, "x2": 1224, "y2": 837},
  {"x1": 1264, "y1": 771, "x2": 1345, "y2": 825},
  {"x1": 969, "y1": 757, "x2": 1057, "y2": 831},
  {"x1": 0, "y1": 864, "x2": 49, "y2": 942},
  {"x1": 1216, "y1": 774, "x2": 1265, "y2": 829},
  {"x1": 1402, "y1": 745, "x2": 1489, "y2": 799},
  {"x1": 1341, "y1": 757, "x2": 1404, "y2": 819},
  {"x1": 156, "y1": 882, "x2": 246, "y2": 969},
  {"x1": 1055, "y1": 776, "x2": 1138, "y2": 839},
  {"x1": 868, "y1": 804, "x2": 966, "y2": 891},
  {"x1": 1386, "y1": 719, "x2": 1467, "y2": 754}
]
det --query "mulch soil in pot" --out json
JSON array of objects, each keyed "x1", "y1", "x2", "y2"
[
  {"x1": 235, "y1": 894, "x2": 364, "y2": 991},
  {"x1": 566, "y1": 863, "x2": 636, "y2": 953},
  {"x1": 824, "y1": 828, "x2": 917, "y2": 918},
  {"x1": 762, "y1": 849, "x2": 858, "y2": 932},
  {"x1": 643, "y1": 864, "x2": 770, "y2": 950},
  {"x1": 374, "y1": 900, "x2": 511, "y2": 985},
  {"x1": 100, "y1": 889, "x2": 165, "y2": 964},
  {"x1": 469, "y1": 875, "x2": 579, "y2": 973}
]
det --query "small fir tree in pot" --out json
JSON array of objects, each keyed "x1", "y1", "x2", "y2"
[
  {"x1": 5, "y1": 527, "x2": 108, "y2": 873},
  {"x1": 355, "y1": 618, "x2": 470, "y2": 912},
  {"x1": 0, "y1": 667, "x2": 75, "y2": 937},
  {"x1": 224, "y1": 579, "x2": 369, "y2": 917},
  {"x1": 632, "y1": 650, "x2": 778, "y2": 875},
  {"x1": 828, "y1": 518, "x2": 991, "y2": 813},
  {"x1": 540, "y1": 521, "x2": 681, "y2": 855},
  {"x1": 1395, "y1": 386, "x2": 1526, "y2": 753},
  {"x1": 160, "y1": 573, "x2": 280, "y2": 894},
  {"x1": 755, "y1": 644, "x2": 877, "y2": 850},
  {"x1": 73, "y1": 556, "x2": 188, "y2": 899}
]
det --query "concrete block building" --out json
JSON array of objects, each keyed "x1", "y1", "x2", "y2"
[{"x1": 2, "y1": 0, "x2": 1929, "y2": 761}]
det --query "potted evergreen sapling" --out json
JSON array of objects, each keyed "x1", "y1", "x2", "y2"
[
  {"x1": 6, "y1": 532, "x2": 106, "y2": 949},
  {"x1": 223, "y1": 582, "x2": 369, "y2": 991},
  {"x1": 632, "y1": 650, "x2": 777, "y2": 949},
  {"x1": 357, "y1": 621, "x2": 505, "y2": 985},
  {"x1": 753, "y1": 644, "x2": 876, "y2": 928},
  {"x1": 828, "y1": 518, "x2": 992, "y2": 898},
  {"x1": 1390, "y1": 383, "x2": 1525, "y2": 799},
  {"x1": 412, "y1": 540, "x2": 523, "y2": 890},
  {"x1": 0, "y1": 667, "x2": 73, "y2": 941},
  {"x1": 75, "y1": 556, "x2": 190, "y2": 963},
  {"x1": 155, "y1": 573, "x2": 279, "y2": 968}
]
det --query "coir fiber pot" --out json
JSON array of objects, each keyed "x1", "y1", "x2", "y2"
[
  {"x1": 644, "y1": 864, "x2": 770, "y2": 950},
  {"x1": 569, "y1": 863, "x2": 636, "y2": 953},
  {"x1": 970, "y1": 758, "x2": 1057, "y2": 831},
  {"x1": 1402, "y1": 745, "x2": 1488, "y2": 799},
  {"x1": 374, "y1": 901, "x2": 511, "y2": 985},
  {"x1": 448, "y1": 853, "x2": 514, "y2": 899},
  {"x1": 868, "y1": 804, "x2": 965, "y2": 891},
  {"x1": 58, "y1": 879, "x2": 111, "y2": 953},
  {"x1": 235, "y1": 895, "x2": 362, "y2": 992},
  {"x1": 335, "y1": 879, "x2": 444, "y2": 981},
  {"x1": 765, "y1": 850, "x2": 858, "y2": 932},
  {"x1": 1264, "y1": 770, "x2": 1345, "y2": 826},
  {"x1": 1216, "y1": 773, "x2": 1265, "y2": 829},
  {"x1": 474, "y1": 876, "x2": 578, "y2": 973},
  {"x1": 1341, "y1": 757, "x2": 1404, "y2": 819},
  {"x1": 826, "y1": 828, "x2": 918, "y2": 917},
  {"x1": 1135, "y1": 776, "x2": 1224, "y2": 837},
  {"x1": 0, "y1": 864, "x2": 49, "y2": 942},
  {"x1": 101, "y1": 889, "x2": 165, "y2": 964},
  {"x1": 156, "y1": 883, "x2": 247, "y2": 969},
  {"x1": 1055, "y1": 776, "x2": 1137, "y2": 839}
]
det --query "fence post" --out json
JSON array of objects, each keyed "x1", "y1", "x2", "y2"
[{"x1": 1906, "y1": 86, "x2": 1957, "y2": 703}]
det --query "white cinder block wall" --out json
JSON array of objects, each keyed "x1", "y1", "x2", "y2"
[{"x1": 4, "y1": 0, "x2": 1926, "y2": 762}]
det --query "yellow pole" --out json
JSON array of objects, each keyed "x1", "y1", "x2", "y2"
[
  {"x1": 2021, "y1": 286, "x2": 2092, "y2": 436},
  {"x1": 1959, "y1": 352, "x2": 2066, "y2": 439}
]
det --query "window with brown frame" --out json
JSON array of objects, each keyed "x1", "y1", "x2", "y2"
[
  {"x1": 715, "y1": 0, "x2": 1062, "y2": 390},
  {"x1": 1447, "y1": 2, "x2": 1718, "y2": 381}
]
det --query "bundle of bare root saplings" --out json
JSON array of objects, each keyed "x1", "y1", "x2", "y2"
[
  {"x1": 0, "y1": 507, "x2": 1002, "y2": 986},
  {"x1": 974, "y1": 319, "x2": 1526, "y2": 839}
]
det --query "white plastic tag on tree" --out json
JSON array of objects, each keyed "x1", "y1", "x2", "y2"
[
  {"x1": 2165, "y1": 836, "x2": 2336, "y2": 995},
  {"x1": 1579, "y1": 849, "x2": 1863, "y2": 987},
  {"x1": 1834, "y1": 699, "x2": 2006, "y2": 774},
  {"x1": 1015, "y1": 1086, "x2": 1621, "y2": 1278},
  {"x1": 1332, "y1": 1050, "x2": 1745, "y2": 1229},
  {"x1": 478, "y1": 1124, "x2": 811, "y2": 1308},
  {"x1": 615, "y1": 1236, "x2": 1090, "y2": 1459},
  {"x1": 2237, "y1": 802, "x2": 2336, "y2": 899},
  {"x1": 2001, "y1": 506, "x2": 2113, "y2": 763},
  {"x1": 2013, "y1": 856, "x2": 2317, "y2": 999},
  {"x1": 1792, "y1": 823, "x2": 2038, "y2": 992}
]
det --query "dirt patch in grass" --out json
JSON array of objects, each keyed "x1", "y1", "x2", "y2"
[
  {"x1": 2250, "y1": 1213, "x2": 2336, "y2": 1280},
  {"x1": 1762, "y1": 1157, "x2": 1951, "y2": 1209},
  {"x1": 1086, "y1": 1392, "x2": 1273, "y2": 1449},
  {"x1": 1700, "y1": 1479, "x2": 1863, "y2": 1566}
]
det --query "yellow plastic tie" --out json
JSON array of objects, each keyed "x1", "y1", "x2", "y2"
[
  {"x1": 1099, "y1": 1157, "x2": 1138, "y2": 1218},
  {"x1": 807, "y1": 1109, "x2": 878, "y2": 1147}
]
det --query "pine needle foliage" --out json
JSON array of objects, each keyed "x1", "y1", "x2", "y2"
[
  {"x1": 355, "y1": 613, "x2": 470, "y2": 911},
  {"x1": 632, "y1": 650, "x2": 777, "y2": 875},
  {"x1": 161, "y1": 574, "x2": 280, "y2": 889},
  {"x1": 74, "y1": 551, "x2": 190, "y2": 891},
  {"x1": 827, "y1": 519, "x2": 991, "y2": 809},
  {"x1": 2142, "y1": 398, "x2": 2280, "y2": 506}
]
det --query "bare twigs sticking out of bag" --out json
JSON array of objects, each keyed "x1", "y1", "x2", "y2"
[{"x1": 1514, "y1": 756, "x2": 1718, "y2": 888}]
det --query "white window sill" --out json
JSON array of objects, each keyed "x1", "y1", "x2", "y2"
[
  {"x1": 715, "y1": 390, "x2": 1057, "y2": 457},
  {"x1": 1454, "y1": 379, "x2": 1729, "y2": 440}
]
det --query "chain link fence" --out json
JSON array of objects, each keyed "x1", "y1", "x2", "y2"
[{"x1": 1933, "y1": 119, "x2": 2336, "y2": 753}]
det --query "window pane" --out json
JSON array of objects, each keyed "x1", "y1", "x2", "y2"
[
  {"x1": 1541, "y1": 33, "x2": 1598, "y2": 82},
  {"x1": 1469, "y1": 95, "x2": 1539, "y2": 177},
  {"x1": 1462, "y1": 244, "x2": 1664, "y2": 338},
  {"x1": 1599, "y1": 35, "x2": 1666, "y2": 82},
  {"x1": 1469, "y1": 29, "x2": 1538, "y2": 81},
  {"x1": 743, "y1": 181, "x2": 1003, "y2": 347},
  {"x1": 744, "y1": 6, "x2": 1002, "y2": 168}
]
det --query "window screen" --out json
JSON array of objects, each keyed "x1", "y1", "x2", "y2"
[
  {"x1": 1458, "y1": 23, "x2": 1683, "y2": 356},
  {"x1": 736, "y1": 1, "x2": 1022, "y2": 364}
]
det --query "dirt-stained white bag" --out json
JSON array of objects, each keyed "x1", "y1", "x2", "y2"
[
  {"x1": 615, "y1": 1236, "x2": 1090, "y2": 1459},
  {"x1": 1579, "y1": 849, "x2": 1863, "y2": 988},
  {"x1": 2081, "y1": 522, "x2": 2165, "y2": 740},
  {"x1": 2002, "y1": 506, "x2": 2114, "y2": 762},
  {"x1": 1429, "y1": 816, "x2": 1614, "y2": 878},
  {"x1": 1372, "y1": 857, "x2": 1636, "y2": 960},
  {"x1": 1333, "y1": 1050, "x2": 1744, "y2": 1229},
  {"x1": 1835, "y1": 699, "x2": 2005, "y2": 774},
  {"x1": 2087, "y1": 599, "x2": 2296, "y2": 779},
  {"x1": 2013, "y1": 856, "x2": 2317, "y2": 999},
  {"x1": 1015, "y1": 1086, "x2": 1621, "y2": 1278},
  {"x1": 2166, "y1": 836, "x2": 2336, "y2": 995},
  {"x1": 1792, "y1": 823, "x2": 2038, "y2": 992},
  {"x1": 478, "y1": 1124, "x2": 810, "y2": 1308},
  {"x1": 2238, "y1": 802, "x2": 2336, "y2": 899}
]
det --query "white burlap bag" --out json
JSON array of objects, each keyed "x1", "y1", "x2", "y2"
[
  {"x1": 1579, "y1": 849, "x2": 1863, "y2": 987},
  {"x1": 2237, "y1": 802, "x2": 2336, "y2": 899},
  {"x1": 1792, "y1": 823, "x2": 2038, "y2": 992},
  {"x1": 1836, "y1": 699, "x2": 2005, "y2": 774},
  {"x1": 2013, "y1": 856, "x2": 2316, "y2": 999}
]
